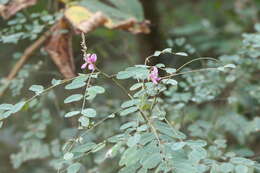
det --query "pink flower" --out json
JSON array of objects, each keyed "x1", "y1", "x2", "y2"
[
  {"x1": 81, "y1": 53, "x2": 97, "y2": 71},
  {"x1": 149, "y1": 66, "x2": 161, "y2": 84}
]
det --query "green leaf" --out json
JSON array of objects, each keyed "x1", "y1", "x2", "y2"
[
  {"x1": 175, "y1": 52, "x2": 188, "y2": 56},
  {"x1": 78, "y1": 116, "x2": 89, "y2": 127},
  {"x1": 188, "y1": 147, "x2": 207, "y2": 163},
  {"x1": 91, "y1": 142, "x2": 106, "y2": 153},
  {"x1": 82, "y1": 108, "x2": 96, "y2": 117},
  {"x1": 0, "y1": 104, "x2": 13, "y2": 111},
  {"x1": 130, "y1": 83, "x2": 142, "y2": 91},
  {"x1": 119, "y1": 146, "x2": 140, "y2": 166},
  {"x1": 154, "y1": 120, "x2": 186, "y2": 139},
  {"x1": 86, "y1": 86, "x2": 105, "y2": 100},
  {"x1": 165, "y1": 68, "x2": 176, "y2": 74},
  {"x1": 51, "y1": 78, "x2": 62, "y2": 86},
  {"x1": 67, "y1": 162, "x2": 81, "y2": 173},
  {"x1": 65, "y1": 81, "x2": 86, "y2": 90},
  {"x1": 64, "y1": 94, "x2": 83, "y2": 104},
  {"x1": 162, "y1": 79, "x2": 178, "y2": 86},
  {"x1": 65, "y1": 77, "x2": 87, "y2": 90},
  {"x1": 162, "y1": 48, "x2": 172, "y2": 53},
  {"x1": 230, "y1": 157, "x2": 255, "y2": 166},
  {"x1": 64, "y1": 111, "x2": 80, "y2": 118},
  {"x1": 171, "y1": 142, "x2": 186, "y2": 151},
  {"x1": 219, "y1": 163, "x2": 234, "y2": 173},
  {"x1": 12, "y1": 101, "x2": 25, "y2": 113},
  {"x1": 127, "y1": 134, "x2": 141, "y2": 147},
  {"x1": 120, "y1": 121, "x2": 138, "y2": 130},
  {"x1": 140, "y1": 133, "x2": 156, "y2": 145},
  {"x1": 0, "y1": 121, "x2": 3, "y2": 128},
  {"x1": 137, "y1": 124, "x2": 148, "y2": 132},
  {"x1": 153, "y1": 51, "x2": 162, "y2": 57},
  {"x1": 141, "y1": 153, "x2": 161, "y2": 169},
  {"x1": 72, "y1": 142, "x2": 96, "y2": 153},
  {"x1": 29, "y1": 85, "x2": 44, "y2": 95},
  {"x1": 88, "y1": 86, "x2": 105, "y2": 94},
  {"x1": 235, "y1": 165, "x2": 248, "y2": 173},
  {"x1": 120, "y1": 106, "x2": 138, "y2": 116},
  {"x1": 137, "y1": 168, "x2": 148, "y2": 173},
  {"x1": 121, "y1": 99, "x2": 140, "y2": 108},
  {"x1": 0, "y1": 111, "x2": 12, "y2": 120},
  {"x1": 224, "y1": 64, "x2": 236, "y2": 69},
  {"x1": 186, "y1": 140, "x2": 207, "y2": 148},
  {"x1": 64, "y1": 152, "x2": 74, "y2": 160},
  {"x1": 117, "y1": 71, "x2": 134, "y2": 79}
]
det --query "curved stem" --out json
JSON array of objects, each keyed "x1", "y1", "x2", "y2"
[{"x1": 176, "y1": 57, "x2": 221, "y2": 72}]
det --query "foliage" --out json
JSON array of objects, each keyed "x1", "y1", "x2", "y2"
[{"x1": 0, "y1": 0, "x2": 260, "y2": 173}]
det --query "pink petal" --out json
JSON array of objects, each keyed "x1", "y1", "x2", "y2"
[
  {"x1": 152, "y1": 78, "x2": 158, "y2": 84},
  {"x1": 81, "y1": 63, "x2": 88, "y2": 69},
  {"x1": 152, "y1": 66, "x2": 158, "y2": 74},
  {"x1": 90, "y1": 54, "x2": 97, "y2": 63},
  {"x1": 88, "y1": 63, "x2": 95, "y2": 71},
  {"x1": 84, "y1": 54, "x2": 91, "y2": 61}
]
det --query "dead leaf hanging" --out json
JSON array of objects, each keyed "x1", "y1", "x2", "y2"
[
  {"x1": 64, "y1": 0, "x2": 150, "y2": 34},
  {"x1": 45, "y1": 18, "x2": 76, "y2": 79},
  {"x1": 0, "y1": 0, "x2": 37, "y2": 19}
]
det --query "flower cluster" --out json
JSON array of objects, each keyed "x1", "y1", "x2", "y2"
[
  {"x1": 149, "y1": 66, "x2": 161, "y2": 84},
  {"x1": 81, "y1": 53, "x2": 97, "y2": 71}
]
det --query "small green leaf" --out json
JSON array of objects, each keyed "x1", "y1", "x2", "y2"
[
  {"x1": 231, "y1": 157, "x2": 255, "y2": 166},
  {"x1": 82, "y1": 108, "x2": 96, "y2": 117},
  {"x1": 153, "y1": 51, "x2": 162, "y2": 57},
  {"x1": 127, "y1": 134, "x2": 141, "y2": 147},
  {"x1": 67, "y1": 162, "x2": 81, "y2": 173},
  {"x1": 175, "y1": 52, "x2": 188, "y2": 56},
  {"x1": 121, "y1": 99, "x2": 140, "y2": 108},
  {"x1": 141, "y1": 153, "x2": 161, "y2": 169},
  {"x1": 130, "y1": 83, "x2": 142, "y2": 91},
  {"x1": 65, "y1": 80, "x2": 86, "y2": 90},
  {"x1": 219, "y1": 163, "x2": 234, "y2": 173},
  {"x1": 78, "y1": 116, "x2": 89, "y2": 127},
  {"x1": 0, "y1": 121, "x2": 3, "y2": 128},
  {"x1": 120, "y1": 121, "x2": 138, "y2": 130},
  {"x1": 0, "y1": 104, "x2": 13, "y2": 111},
  {"x1": 29, "y1": 85, "x2": 44, "y2": 95},
  {"x1": 117, "y1": 71, "x2": 133, "y2": 79},
  {"x1": 224, "y1": 64, "x2": 236, "y2": 69},
  {"x1": 51, "y1": 78, "x2": 62, "y2": 86},
  {"x1": 162, "y1": 48, "x2": 172, "y2": 53},
  {"x1": 64, "y1": 111, "x2": 80, "y2": 118},
  {"x1": 165, "y1": 68, "x2": 176, "y2": 74},
  {"x1": 137, "y1": 124, "x2": 148, "y2": 132},
  {"x1": 235, "y1": 165, "x2": 248, "y2": 173},
  {"x1": 120, "y1": 106, "x2": 138, "y2": 116},
  {"x1": 162, "y1": 79, "x2": 178, "y2": 86},
  {"x1": 64, "y1": 152, "x2": 74, "y2": 160},
  {"x1": 91, "y1": 142, "x2": 106, "y2": 153},
  {"x1": 171, "y1": 142, "x2": 186, "y2": 151},
  {"x1": 72, "y1": 142, "x2": 96, "y2": 153},
  {"x1": 64, "y1": 94, "x2": 83, "y2": 104},
  {"x1": 12, "y1": 101, "x2": 25, "y2": 113}
]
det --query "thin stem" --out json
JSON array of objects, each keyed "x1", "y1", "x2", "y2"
[
  {"x1": 162, "y1": 67, "x2": 218, "y2": 79},
  {"x1": 81, "y1": 71, "x2": 94, "y2": 113},
  {"x1": 176, "y1": 57, "x2": 220, "y2": 72}
]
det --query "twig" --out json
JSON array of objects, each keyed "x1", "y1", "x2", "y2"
[{"x1": 0, "y1": 28, "x2": 53, "y2": 97}]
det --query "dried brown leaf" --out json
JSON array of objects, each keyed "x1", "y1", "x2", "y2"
[
  {"x1": 45, "y1": 18, "x2": 76, "y2": 78},
  {"x1": 0, "y1": 0, "x2": 37, "y2": 19}
]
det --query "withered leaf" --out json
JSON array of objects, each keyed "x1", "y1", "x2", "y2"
[
  {"x1": 0, "y1": 0, "x2": 37, "y2": 19},
  {"x1": 65, "y1": 6, "x2": 108, "y2": 34},
  {"x1": 64, "y1": 0, "x2": 150, "y2": 34},
  {"x1": 45, "y1": 18, "x2": 76, "y2": 79}
]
